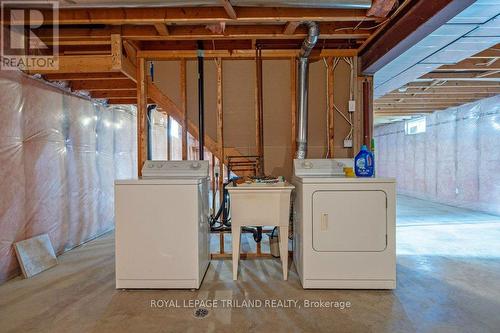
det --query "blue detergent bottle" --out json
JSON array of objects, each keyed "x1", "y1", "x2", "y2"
[{"x1": 354, "y1": 145, "x2": 374, "y2": 177}]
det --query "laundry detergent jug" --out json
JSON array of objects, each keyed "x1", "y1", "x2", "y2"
[{"x1": 354, "y1": 145, "x2": 374, "y2": 177}]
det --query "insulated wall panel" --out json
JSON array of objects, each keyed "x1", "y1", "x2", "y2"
[
  {"x1": 374, "y1": 95, "x2": 500, "y2": 215},
  {"x1": 0, "y1": 71, "x2": 137, "y2": 283}
]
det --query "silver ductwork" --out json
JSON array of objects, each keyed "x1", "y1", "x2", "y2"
[{"x1": 296, "y1": 21, "x2": 319, "y2": 159}]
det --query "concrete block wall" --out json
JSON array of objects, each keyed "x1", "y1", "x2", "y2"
[{"x1": 374, "y1": 95, "x2": 500, "y2": 216}]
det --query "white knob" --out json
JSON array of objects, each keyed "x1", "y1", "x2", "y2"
[{"x1": 191, "y1": 162, "x2": 200, "y2": 169}]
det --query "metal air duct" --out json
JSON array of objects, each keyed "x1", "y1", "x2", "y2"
[{"x1": 296, "y1": 21, "x2": 319, "y2": 159}]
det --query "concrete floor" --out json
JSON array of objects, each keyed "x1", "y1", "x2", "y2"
[{"x1": 1, "y1": 195, "x2": 500, "y2": 333}]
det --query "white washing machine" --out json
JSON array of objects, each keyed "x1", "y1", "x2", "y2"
[
  {"x1": 115, "y1": 160, "x2": 210, "y2": 289},
  {"x1": 292, "y1": 159, "x2": 396, "y2": 289}
]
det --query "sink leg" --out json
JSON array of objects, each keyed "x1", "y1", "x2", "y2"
[
  {"x1": 279, "y1": 226, "x2": 289, "y2": 280},
  {"x1": 232, "y1": 226, "x2": 241, "y2": 280}
]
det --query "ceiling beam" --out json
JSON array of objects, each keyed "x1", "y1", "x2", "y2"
[
  {"x1": 220, "y1": 0, "x2": 237, "y2": 19},
  {"x1": 35, "y1": 23, "x2": 372, "y2": 42},
  {"x1": 359, "y1": 0, "x2": 475, "y2": 74},
  {"x1": 13, "y1": 7, "x2": 375, "y2": 25},
  {"x1": 137, "y1": 48, "x2": 357, "y2": 60}
]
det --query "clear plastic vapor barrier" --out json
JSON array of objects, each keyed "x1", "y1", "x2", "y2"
[
  {"x1": 374, "y1": 95, "x2": 500, "y2": 216},
  {"x1": 0, "y1": 71, "x2": 137, "y2": 283}
]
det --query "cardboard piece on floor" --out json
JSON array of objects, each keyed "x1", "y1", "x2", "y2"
[{"x1": 14, "y1": 234, "x2": 58, "y2": 278}]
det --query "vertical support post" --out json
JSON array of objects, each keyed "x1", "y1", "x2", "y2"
[
  {"x1": 353, "y1": 56, "x2": 362, "y2": 153},
  {"x1": 327, "y1": 57, "x2": 335, "y2": 158},
  {"x1": 110, "y1": 34, "x2": 122, "y2": 70},
  {"x1": 180, "y1": 59, "x2": 188, "y2": 160},
  {"x1": 197, "y1": 41, "x2": 205, "y2": 160},
  {"x1": 136, "y1": 57, "x2": 148, "y2": 177},
  {"x1": 216, "y1": 58, "x2": 224, "y2": 205},
  {"x1": 255, "y1": 46, "x2": 264, "y2": 175},
  {"x1": 216, "y1": 57, "x2": 225, "y2": 256},
  {"x1": 363, "y1": 77, "x2": 373, "y2": 147},
  {"x1": 290, "y1": 57, "x2": 297, "y2": 161}
]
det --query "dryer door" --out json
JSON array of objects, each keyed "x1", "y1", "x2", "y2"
[{"x1": 312, "y1": 190, "x2": 387, "y2": 252}]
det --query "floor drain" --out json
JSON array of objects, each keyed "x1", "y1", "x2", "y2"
[{"x1": 193, "y1": 307, "x2": 209, "y2": 319}]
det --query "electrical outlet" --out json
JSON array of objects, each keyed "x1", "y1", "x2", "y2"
[
  {"x1": 348, "y1": 100, "x2": 356, "y2": 112},
  {"x1": 344, "y1": 139, "x2": 353, "y2": 148}
]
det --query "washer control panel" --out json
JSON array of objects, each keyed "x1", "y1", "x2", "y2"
[{"x1": 141, "y1": 160, "x2": 209, "y2": 178}]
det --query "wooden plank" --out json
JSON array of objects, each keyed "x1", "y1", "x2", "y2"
[
  {"x1": 48, "y1": 23, "x2": 371, "y2": 42},
  {"x1": 24, "y1": 7, "x2": 375, "y2": 25},
  {"x1": 420, "y1": 71, "x2": 500, "y2": 80},
  {"x1": 26, "y1": 55, "x2": 116, "y2": 74},
  {"x1": 360, "y1": 0, "x2": 475, "y2": 74},
  {"x1": 216, "y1": 58, "x2": 224, "y2": 206},
  {"x1": 180, "y1": 59, "x2": 188, "y2": 160},
  {"x1": 255, "y1": 47, "x2": 264, "y2": 175},
  {"x1": 220, "y1": 0, "x2": 237, "y2": 19},
  {"x1": 405, "y1": 81, "x2": 500, "y2": 88},
  {"x1": 381, "y1": 92, "x2": 498, "y2": 99},
  {"x1": 437, "y1": 59, "x2": 500, "y2": 71},
  {"x1": 367, "y1": 0, "x2": 398, "y2": 18},
  {"x1": 396, "y1": 87, "x2": 500, "y2": 94},
  {"x1": 136, "y1": 57, "x2": 148, "y2": 177},
  {"x1": 43, "y1": 72, "x2": 127, "y2": 81},
  {"x1": 110, "y1": 34, "x2": 122, "y2": 70},
  {"x1": 290, "y1": 57, "x2": 297, "y2": 160},
  {"x1": 154, "y1": 23, "x2": 169, "y2": 36},
  {"x1": 91, "y1": 90, "x2": 137, "y2": 99},
  {"x1": 327, "y1": 57, "x2": 335, "y2": 157},
  {"x1": 138, "y1": 48, "x2": 358, "y2": 60},
  {"x1": 70, "y1": 79, "x2": 135, "y2": 91},
  {"x1": 283, "y1": 21, "x2": 301, "y2": 35},
  {"x1": 107, "y1": 98, "x2": 142, "y2": 104}
]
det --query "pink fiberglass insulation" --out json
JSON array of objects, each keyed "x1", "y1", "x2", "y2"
[
  {"x1": 374, "y1": 95, "x2": 500, "y2": 216},
  {"x1": 0, "y1": 71, "x2": 137, "y2": 283}
]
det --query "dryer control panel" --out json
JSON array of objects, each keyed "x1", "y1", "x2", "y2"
[
  {"x1": 293, "y1": 159, "x2": 353, "y2": 177},
  {"x1": 141, "y1": 160, "x2": 209, "y2": 178}
]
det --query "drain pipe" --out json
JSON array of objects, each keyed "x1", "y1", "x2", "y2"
[{"x1": 296, "y1": 22, "x2": 319, "y2": 159}]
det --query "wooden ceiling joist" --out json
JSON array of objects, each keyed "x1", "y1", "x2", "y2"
[
  {"x1": 34, "y1": 22, "x2": 373, "y2": 42},
  {"x1": 10, "y1": 7, "x2": 376, "y2": 26},
  {"x1": 137, "y1": 48, "x2": 356, "y2": 60},
  {"x1": 70, "y1": 79, "x2": 136, "y2": 91},
  {"x1": 436, "y1": 59, "x2": 500, "y2": 72},
  {"x1": 220, "y1": 0, "x2": 237, "y2": 20}
]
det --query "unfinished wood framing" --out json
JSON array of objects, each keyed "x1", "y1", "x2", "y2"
[
  {"x1": 290, "y1": 57, "x2": 297, "y2": 160},
  {"x1": 180, "y1": 60, "x2": 188, "y2": 160},
  {"x1": 255, "y1": 47, "x2": 264, "y2": 175},
  {"x1": 136, "y1": 57, "x2": 148, "y2": 177},
  {"x1": 327, "y1": 57, "x2": 335, "y2": 157},
  {"x1": 216, "y1": 58, "x2": 224, "y2": 206}
]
